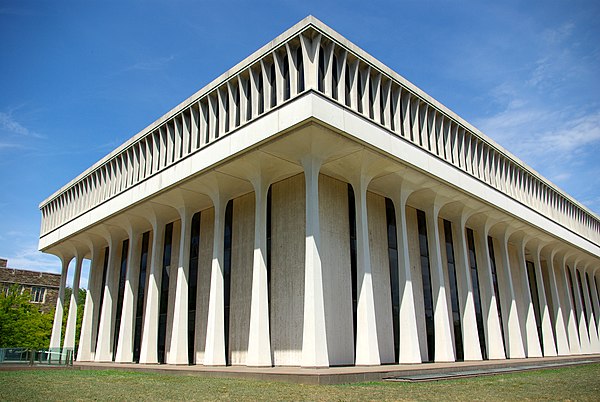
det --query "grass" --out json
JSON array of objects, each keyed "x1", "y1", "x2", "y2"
[{"x1": 1, "y1": 363, "x2": 599, "y2": 401}]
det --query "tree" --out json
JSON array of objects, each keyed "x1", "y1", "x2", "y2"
[{"x1": 0, "y1": 285, "x2": 53, "y2": 349}]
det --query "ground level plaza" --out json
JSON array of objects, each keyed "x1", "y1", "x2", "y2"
[{"x1": 39, "y1": 17, "x2": 600, "y2": 368}]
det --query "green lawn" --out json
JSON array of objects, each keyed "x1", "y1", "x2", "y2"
[{"x1": 1, "y1": 363, "x2": 599, "y2": 401}]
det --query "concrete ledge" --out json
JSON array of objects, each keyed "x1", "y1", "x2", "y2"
[{"x1": 64, "y1": 354, "x2": 600, "y2": 385}]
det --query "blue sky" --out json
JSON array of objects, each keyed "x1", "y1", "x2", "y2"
[{"x1": 1, "y1": 0, "x2": 599, "y2": 288}]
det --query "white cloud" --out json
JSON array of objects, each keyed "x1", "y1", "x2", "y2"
[{"x1": 0, "y1": 111, "x2": 42, "y2": 138}]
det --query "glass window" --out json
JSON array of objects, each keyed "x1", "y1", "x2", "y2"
[
  {"x1": 416, "y1": 210, "x2": 435, "y2": 362},
  {"x1": 466, "y1": 229, "x2": 487, "y2": 360},
  {"x1": 158, "y1": 222, "x2": 174, "y2": 364},
  {"x1": 526, "y1": 261, "x2": 543, "y2": 351},
  {"x1": 30, "y1": 286, "x2": 46, "y2": 303},
  {"x1": 487, "y1": 237, "x2": 506, "y2": 354},
  {"x1": 385, "y1": 198, "x2": 400, "y2": 362},
  {"x1": 113, "y1": 239, "x2": 129, "y2": 361},
  {"x1": 443, "y1": 220, "x2": 463, "y2": 361},
  {"x1": 133, "y1": 231, "x2": 150, "y2": 363}
]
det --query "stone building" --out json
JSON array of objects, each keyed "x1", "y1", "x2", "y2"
[
  {"x1": 0, "y1": 259, "x2": 60, "y2": 313},
  {"x1": 39, "y1": 17, "x2": 600, "y2": 367}
]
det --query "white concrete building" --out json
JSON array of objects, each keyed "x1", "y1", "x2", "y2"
[{"x1": 39, "y1": 17, "x2": 600, "y2": 367}]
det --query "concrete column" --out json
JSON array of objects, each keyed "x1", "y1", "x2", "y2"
[
  {"x1": 580, "y1": 267, "x2": 600, "y2": 353},
  {"x1": 454, "y1": 218, "x2": 485, "y2": 361},
  {"x1": 95, "y1": 236, "x2": 121, "y2": 362},
  {"x1": 531, "y1": 246, "x2": 557, "y2": 356},
  {"x1": 204, "y1": 195, "x2": 228, "y2": 366},
  {"x1": 495, "y1": 229, "x2": 525, "y2": 358},
  {"x1": 389, "y1": 186, "x2": 421, "y2": 363},
  {"x1": 300, "y1": 156, "x2": 329, "y2": 367},
  {"x1": 63, "y1": 255, "x2": 83, "y2": 350},
  {"x1": 50, "y1": 256, "x2": 71, "y2": 351},
  {"x1": 515, "y1": 239, "x2": 542, "y2": 357},
  {"x1": 569, "y1": 263, "x2": 591, "y2": 353},
  {"x1": 424, "y1": 203, "x2": 454, "y2": 362},
  {"x1": 139, "y1": 219, "x2": 165, "y2": 364},
  {"x1": 544, "y1": 250, "x2": 570, "y2": 355},
  {"x1": 472, "y1": 223, "x2": 505, "y2": 359},
  {"x1": 115, "y1": 228, "x2": 142, "y2": 363},
  {"x1": 77, "y1": 245, "x2": 102, "y2": 361},
  {"x1": 168, "y1": 206, "x2": 194, "y2": 364},
  {"x1": 558, "y1": 255, "x2": 582, "y2": 354},
  {"x1": 246, "y1": 175, "x2": 272, "y2": 367}
]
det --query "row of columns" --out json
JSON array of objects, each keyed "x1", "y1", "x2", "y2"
[{"x1": 49, "y1": 167, "x2": 600, "y2": 366}]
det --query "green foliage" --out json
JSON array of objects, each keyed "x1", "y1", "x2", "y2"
[{"x1": 0, "y1": 285, "x2": 53, "y2": 349}]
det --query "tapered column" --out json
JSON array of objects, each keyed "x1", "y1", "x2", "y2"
[
  {"x1": 168, "y1": 207, "x2": 194, "y2": 364},
  {"x1": 115, "y1": 228, "x2": 142, "y2": 363},
  {"x1": 453, "y1": 216, "x2": 484, "y2": 361},
  {"x1": 50, "y1": 256, "x2": 71, "y2": 351},
  {"x1": 495, "y1": 229, "x2": 525, "y2": 358},
  {"x1": 545, "y1": 250, "x2": 570, "y2": 355},
  {"x1": 246, "y1": 175, "x2": 272, "y2": 367},
  {"x1": 473, "y1": 223, "x2": 505, "y2": 359},
  {"x1": 515, "y1": 240, "x2": 542, "y2": 357},
  {"x1": 139, "y1": 219, "x2": 165, "y2": 364},
  {"x1": 63, "y1": 255, "x2": 83, "y2": 350},
  {"x1": 95, "y1": 236, "x2": 121, "y2": 362},
  {"x1": 300, "y1": 156, "x2": 329, "y2": 367},
  {"x1": 204, "y1": 195, "x2": 228, "y2": 366},
  {"x1": 569, "y1": 263, "x2": 591, "y2": 353},
  {"x1": 580, "y1": 267, "x2": 600, "y2": 353},
  {"x1": 531, "y1": 246, "x2": 557, "y2": 356},
  {"x1": 424, "y1": 203, "x2": 454, "y2": 362},
  {"x1": 559, "y1": 255, "x2": 582, "y2": 354},
  {"x1": 389, "y1": 186, "x2": 421, "y2": 363},
  {"x1": 78, "y1": 245, "x2": 102, "y2": 361}
]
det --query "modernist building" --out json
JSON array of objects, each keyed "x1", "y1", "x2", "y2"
[
  {"x1": 0, "y1": 259, "x2": 60, "y2": 314},
  {"x1": 39, "y1": 17, "x2": 600, "y2": 367}
]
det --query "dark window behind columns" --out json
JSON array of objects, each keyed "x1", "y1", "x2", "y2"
[
  {"x1": 566, "y1": 267, "x2": 579, "y2": 337},
  {"x1": 443, "y1": 220, "x2": 463, "y2": 362},
  {"x1": 112, "y1": 239, "x2": 129, "y2": 361},
  {"x1": 224, "y1": 200, "x2": 233, "y2": 365},
  {"x1": 588, "y1": 273, "x2": 598, "y2": 321},
  {"x1": 416, "y1": 209, "x2": 435, "y2": 362},
  {"x1": 466, "y1": 229, "x2": 488, "y2": 360},
  {"x1": 95, "y1": 247, "x2": 110, "y2": 352},
  {"x1": 133, "y1": 232, "x2": 150, "y2": 363},
  {"x1": 526, "y1": 261, "x2": 544, "y2": 351},
  {"x1": 576, "y1": 270, "x2": 589, "y2": 328},
  {"x1": 157, "y1": 222, "x2": 173, "y2": 364},
  {"x1": 347, "y1": 185, "x2": 358, "y2": 351},
  {"x1": 487, "y1": 237, "x2": 506, "y2": 354},
  {"x1": 188, "y1": 213, "x2": 201, "y2": 365},
  {"x1": 385, "y1": 198, "x2": 400, "y2": 362}
]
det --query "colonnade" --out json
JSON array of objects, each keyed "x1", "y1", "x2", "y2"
[{"x1": 48, "y1": 165, "x2": 600, "y2": 367}]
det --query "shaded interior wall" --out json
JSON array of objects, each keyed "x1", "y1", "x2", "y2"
[
  {"x1": 195, "y1": 207, "x2": 214, "y2": 364},
  {"x1": 367, "y1": 191, "x2": 394, "y2": 364},
  {"x1": 165, "y1": 219, "x2": 181, "y2": 362},
  {"x1": 270, "y1": 174, "x2": 305, "y2": 366},
  {"x1": 229, "y1": 193, "x2": 255, "y2": 365},
  {"x1": 406, "y1": 206, "x2": 427, "y2": 361},
  {"x1": 320, "y1": 174, "x2": 354, "y2": 366}
]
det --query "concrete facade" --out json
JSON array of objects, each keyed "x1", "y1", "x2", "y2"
[{"x1": 39, "y1": 17, "x2": 600, "y2": 367}]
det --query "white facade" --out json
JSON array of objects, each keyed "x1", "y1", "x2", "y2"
[{"x1": 40, "y1": 17, "x2": 600, "y2": 367}]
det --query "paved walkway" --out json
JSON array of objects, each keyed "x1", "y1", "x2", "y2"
[{"x1": 69, "y1": 354, "x2": 600, "y2": 384}]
